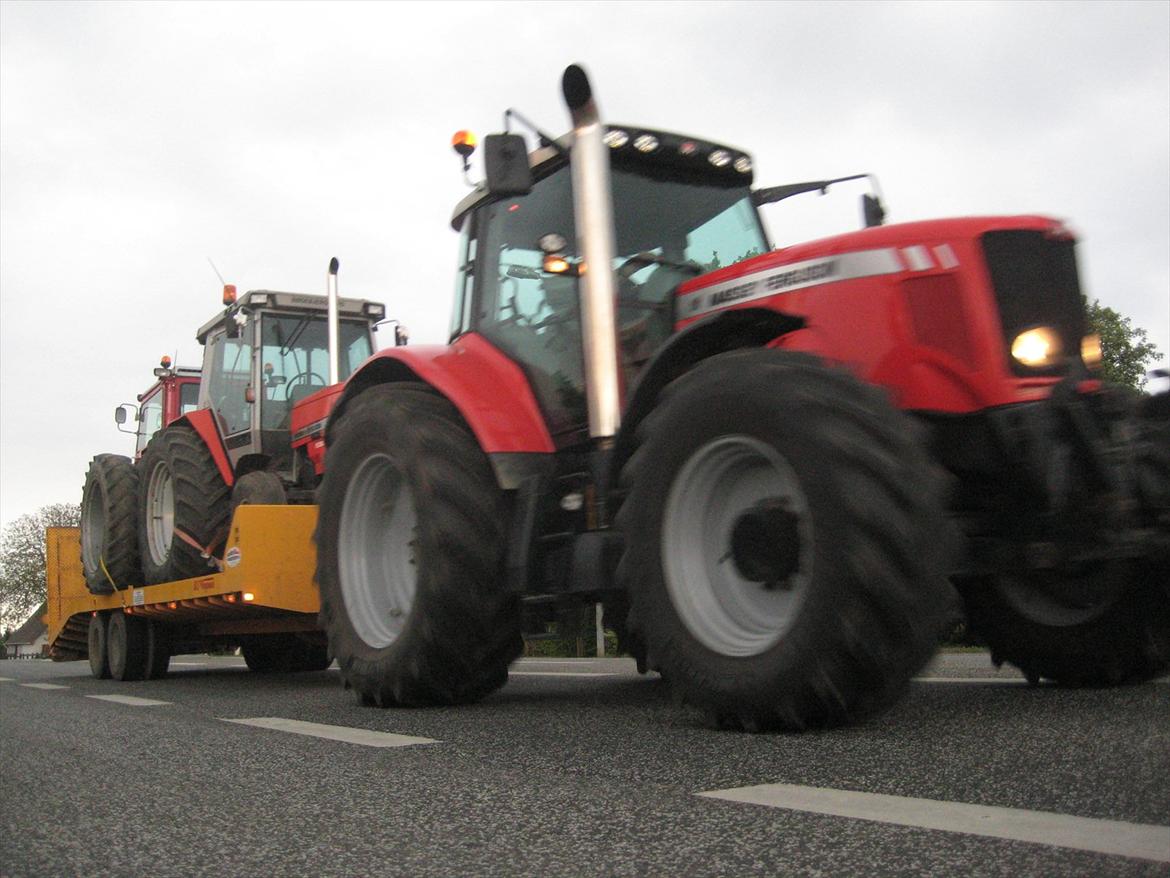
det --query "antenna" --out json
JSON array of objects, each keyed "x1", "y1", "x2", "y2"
[{"x1": 205, "y1": 257, "x2": 227, "y2": 287}]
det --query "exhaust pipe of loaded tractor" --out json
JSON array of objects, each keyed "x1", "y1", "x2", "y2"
[{"x1": 562, "y1": 63, "x2": 623, "y2": 445}]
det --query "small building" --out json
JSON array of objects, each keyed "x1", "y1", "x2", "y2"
[{"x1": 5, "y1": 603, "x2": 48, "y2": 658}]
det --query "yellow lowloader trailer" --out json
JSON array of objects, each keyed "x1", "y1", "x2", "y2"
[{"x1": 45, "y1": 506, "x2": 328, "y2": 680}]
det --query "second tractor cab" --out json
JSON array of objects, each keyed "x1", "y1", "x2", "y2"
[{"x1": 114, "y1": 356, "x2": 202, "y2": 458}]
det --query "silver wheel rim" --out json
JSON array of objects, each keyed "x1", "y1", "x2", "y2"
[
  {"x1": 145, "y1": 461, "x2": 174, "y2": 567},
  {"x1": 338, "y1": 452, "x2": 418, "y2": 649},
  {"x1": 661, "y1": 435, "x2": 813, "y2": 657},
  {"x1": 81, "y1": 479, "x2": 106, "y2": 573}
]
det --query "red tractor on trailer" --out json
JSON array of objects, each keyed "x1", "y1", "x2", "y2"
[{"x1": 311, "y1": 64, "x2": 1168, "y2": 729}]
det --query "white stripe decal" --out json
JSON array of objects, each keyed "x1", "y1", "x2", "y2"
[
  {"x1": 222, "y1": 717, "x2": 438, "y2": 748},
  {"x1": 901, "y1": 245, "x2": 934, "y2": 271},
  {"x1": 699, "y1": 782, "x2": 1170, "y2": 862},
  {"x1": 87, "y1": 694, "x2": 171, "y2": 706},
  {"x1": 676, "y1": 248, "x2": 902, "y2": 319},
  {"x1": 933, "y1": 243, "x2": 959, "y2": 269}
]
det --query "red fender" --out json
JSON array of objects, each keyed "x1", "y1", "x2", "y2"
[
  {"x1": 179, "y1": 408, "x2": 235, "y2": 486},
  {"x1": 337, "y1": 333, "x2": 555, "y2": 453}
]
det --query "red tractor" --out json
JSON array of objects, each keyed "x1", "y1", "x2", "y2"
[
  {"x1": 310, "y1": 65, "x2": 1167, "y2": 729},
  {"x1": 80, "y1": 284, "x2": 388, "y2": 594}
]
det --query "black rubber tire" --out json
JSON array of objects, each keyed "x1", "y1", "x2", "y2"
[
  {"x1": 617, "y1": 349, "x2": 957, "y2": 731},
  {"x1": 80, "y1": 454, "x2": 141, "y2": 594},
  {"x1": 107, "y1": 612, "x2": 149, "y2": 682},
  {"x1": 958, "y1": 389, "x2": 1170, "y2": 686},
  {"x1": 315, "y1": 384, "x2": 522, "y2": 707},
  {"x1": 138, "y1": 424, "x2": 231, "y2": 584},
  {"x1": 143, "y1": 621, "x2": 171, "y2": 680},
  {"x1": 230, "y1": 471, "x2": 286, "y2": 517},
  {"x1": 88, "y1": 614, "x2": 111, "y2": 680},
  {"x1": 242, "y1": 634, "x2": 331, "y2": 673}
]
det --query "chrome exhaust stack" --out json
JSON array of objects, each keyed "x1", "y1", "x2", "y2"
[
  {"x1": 562, "y1": 64, "x2": 622, "y2": 443},
  {"x1": 327, "y1": 257, "x2": 340, "y2": 386}
]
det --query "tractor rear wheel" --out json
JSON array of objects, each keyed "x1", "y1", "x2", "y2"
[
  {"x1": 138, "y1": 425, "x2": 231, "y2": 584},
  {"x1": 617, "y1": 349, "x2": 957, "y2": 731},
  {"x1": 80, "y1": 454, "x2": 140, "y2": 594},
  {"x1": 315, "y1": 385, "x2": 521, "y2": 707}
]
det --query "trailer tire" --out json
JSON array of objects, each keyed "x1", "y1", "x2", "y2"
[
  {"x1": 316, "y1": 385, "x2": 521, "y2": 707},
  {"x1": 617, "y1": 349, "x2": 957, "y2": 731},
  {"x1": 88, "y1": 614, "x2": 111, "y2": 680},
  {"x1": 81, "y1": 454, "x2": 141, "y2": 594},
  {"x1": 138, "y1": 425, "x2": 231, "y2": 584},
  {"x1": 108, "y1": 612, "x2": 149, "y2": 681},
  {"x1": 143, "y1": 621, "x2": 171, "y2": 680}
]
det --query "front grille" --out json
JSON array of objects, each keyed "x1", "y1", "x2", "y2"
[{"x1": 981, "y1": 230, "x2": 1086, "y2": 377}]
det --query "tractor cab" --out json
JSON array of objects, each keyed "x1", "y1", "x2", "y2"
[
  {"x1": 115, "y1": 356, "x2": 202, "y2": 458},
  {"x1": 449, "y1": 127, "x2": 768, "y2": 445},
  {"x1": 195, "y1": 288, "x2": 384, "y2": 483}
]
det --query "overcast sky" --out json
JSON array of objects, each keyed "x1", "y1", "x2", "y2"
[{"x1": 1, "y1": 0, "x2": 1167, "y2": 528}]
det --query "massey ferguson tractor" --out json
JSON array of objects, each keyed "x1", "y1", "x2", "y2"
[{"x1": 307, "y1": 64, "x2": 1167, "y2": 730}]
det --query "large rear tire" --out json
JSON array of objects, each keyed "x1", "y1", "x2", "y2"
[
  {"x1": 315, "y1": 385, "x2": 521, "y2": 707},
  {"x1": 80, "y1": 455, "x2": 141, "y2": 594},
  {"x1": 618, "y1": 349, "x2": 957, "y2": 731},
  {"x1": 138, "y1": 425, "x2": 231, "y2": 584}
]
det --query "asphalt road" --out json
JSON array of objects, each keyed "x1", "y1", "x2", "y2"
[{"x1": 1, "y1": 652, "x2": 1167, "y2": 877}]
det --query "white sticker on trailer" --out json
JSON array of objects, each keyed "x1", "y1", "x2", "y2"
[
  {"x1": 225, "y1": 547, "x2": 242, "y2": 568},
  {"x1": 676, "y1": 248, "x2": 903, "y2": 319},
  {"x1": 132, "y1": 588, "x2": 145, "y2": 606}
]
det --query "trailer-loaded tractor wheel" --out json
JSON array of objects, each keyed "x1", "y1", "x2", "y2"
[
  {"x1": 617, "y1": 349, "x2": 958, "y2": 731},
  {"x1": 80, "y1": 454, "x2": 141, "y2": 594},
  {"x1": 315, "y1": 385, "x2": 522, "y2": 707},
  {"x1": 137, "y1": 424, "x2": 231, "y2": 584}
]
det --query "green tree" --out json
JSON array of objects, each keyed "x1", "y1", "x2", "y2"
[
  {"x1": 0, "y1": 503, "x2": 79, "y2": 629},
  {"x1": 1084, "y1": 298, "x2": 1162, "y2": 391}
]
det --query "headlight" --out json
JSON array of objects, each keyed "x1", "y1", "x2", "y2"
[
  {"x1": 1081, "y1": 333, "x2": 1102, "y2": 369},
  {"x1": 1010, "y1": 327, "x2": 1062, "y2": 368}
]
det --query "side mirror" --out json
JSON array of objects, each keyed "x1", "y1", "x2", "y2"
[
  {"x1": 115, "y1": 405, "x2": 129, "y2": 425},
  {"x1": 863, "y1": 194, "x2": 886, "y2": 228},
  {"x1": 484, "y1": 134, "x2": 532, "y2": 197},
  {"x1": 114, "y1": 404, "x2": 137, "y2": 434}
]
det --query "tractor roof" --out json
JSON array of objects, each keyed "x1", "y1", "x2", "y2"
[{"x1": 196, "y1": 289, "x2": 386, "y2": 344}]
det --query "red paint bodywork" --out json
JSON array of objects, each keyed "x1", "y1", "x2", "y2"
[
  {"x1": 676, "y1": 215, "x2": 1071, "y2": 414},
  {"x1": 339, "y1": 332, "x2": 555, "y2": 455},
  {"x1": 181, "y1": 408, "x2": 235, "y2": 486},
  {"x1": 290, "y1": 384, "x2": 346, "y2": 475}
]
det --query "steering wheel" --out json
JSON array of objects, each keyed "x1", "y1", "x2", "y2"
[{"x1": 284, "y1": 371, "x2": 328, "y2": 400}]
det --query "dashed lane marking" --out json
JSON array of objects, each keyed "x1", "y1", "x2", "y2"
[
  {"x1": 221, "y1": 717, "x2": 439, "y2": 748},
  {"x1": 913, "y1": 677, "x2": 1028, "y2": 684},
  {"x1": 19, "y1": 683, "x2": 69, "y2": 690},
  {"x1": 0, "y1": 676, "x2": 15, "y2": 682},
  {"x1": 86, "y1": 694, "x2": 172, "y2": 707},
  {"x1": 509, "y1": 671, "x2": 621, "y2": 678},
  {"x1": 698, "y1": 782, "x2": 1170, "y2": 863}
]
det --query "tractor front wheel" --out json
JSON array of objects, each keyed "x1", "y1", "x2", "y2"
[
  {"x1": 315, "y1": 385, "x2": 521, "y2": 707},
  {"x1": 618, "y1": 349, "x2": 957, "y2": 730},
  {"x1": 138, "y1": 425, "x2": 231, "y2": 584}
]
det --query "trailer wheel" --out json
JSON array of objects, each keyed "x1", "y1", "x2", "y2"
[
  {"x1": 107, "y1": 612, "x2": 149, "y2": 681},
  {"x1": 316, "y1": 385, "x2": 521, "y2": 707},
  {"x1": 241, "y1": 634, "x2": 329, "y2": 673},
  {"x1": 81, "y1": 454, "x2": 141, "y2": 594},
  {"x1": 143, "y1": 621, "x2": 171, "y2": 680},
  {"x1": 88, "y1": 614, "x2": 111, "y2": 680},
  {"x1": 138, "y1": 425, "x2": 231, "y2": 584},
  {"x1": 617, "y1": 349, "x2": 956, "y2": 731}
]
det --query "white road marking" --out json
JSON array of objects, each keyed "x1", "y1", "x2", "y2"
[
  {"x1": 221, "y1": 717, "x2": 438, "y2": 748},
  {"x1": 0, "y1": 676, "x2": 16, "y2": 682},
  {"x1": 19, "y1": 683, "x2": 69, "y2": 690},
  {"x1": 913, "y1": 677, "x2": 1028, "y2": 684},
  {"x1": 699, "y1": 782, "x2": 1170, "y2": 863},
  {"x1": 170, "y1": 662, "x2": 207, "y2": 667},
  {"x1": 86, "y1": 694, "x2": 171, "y2": 706},
  {"x1": 510, "y1": 671, "x2": 620, "y2": 678}
]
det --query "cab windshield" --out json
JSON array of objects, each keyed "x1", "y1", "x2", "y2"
[{"x1": 475, "y1": 165, "x2": 766, "y2": 441}]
